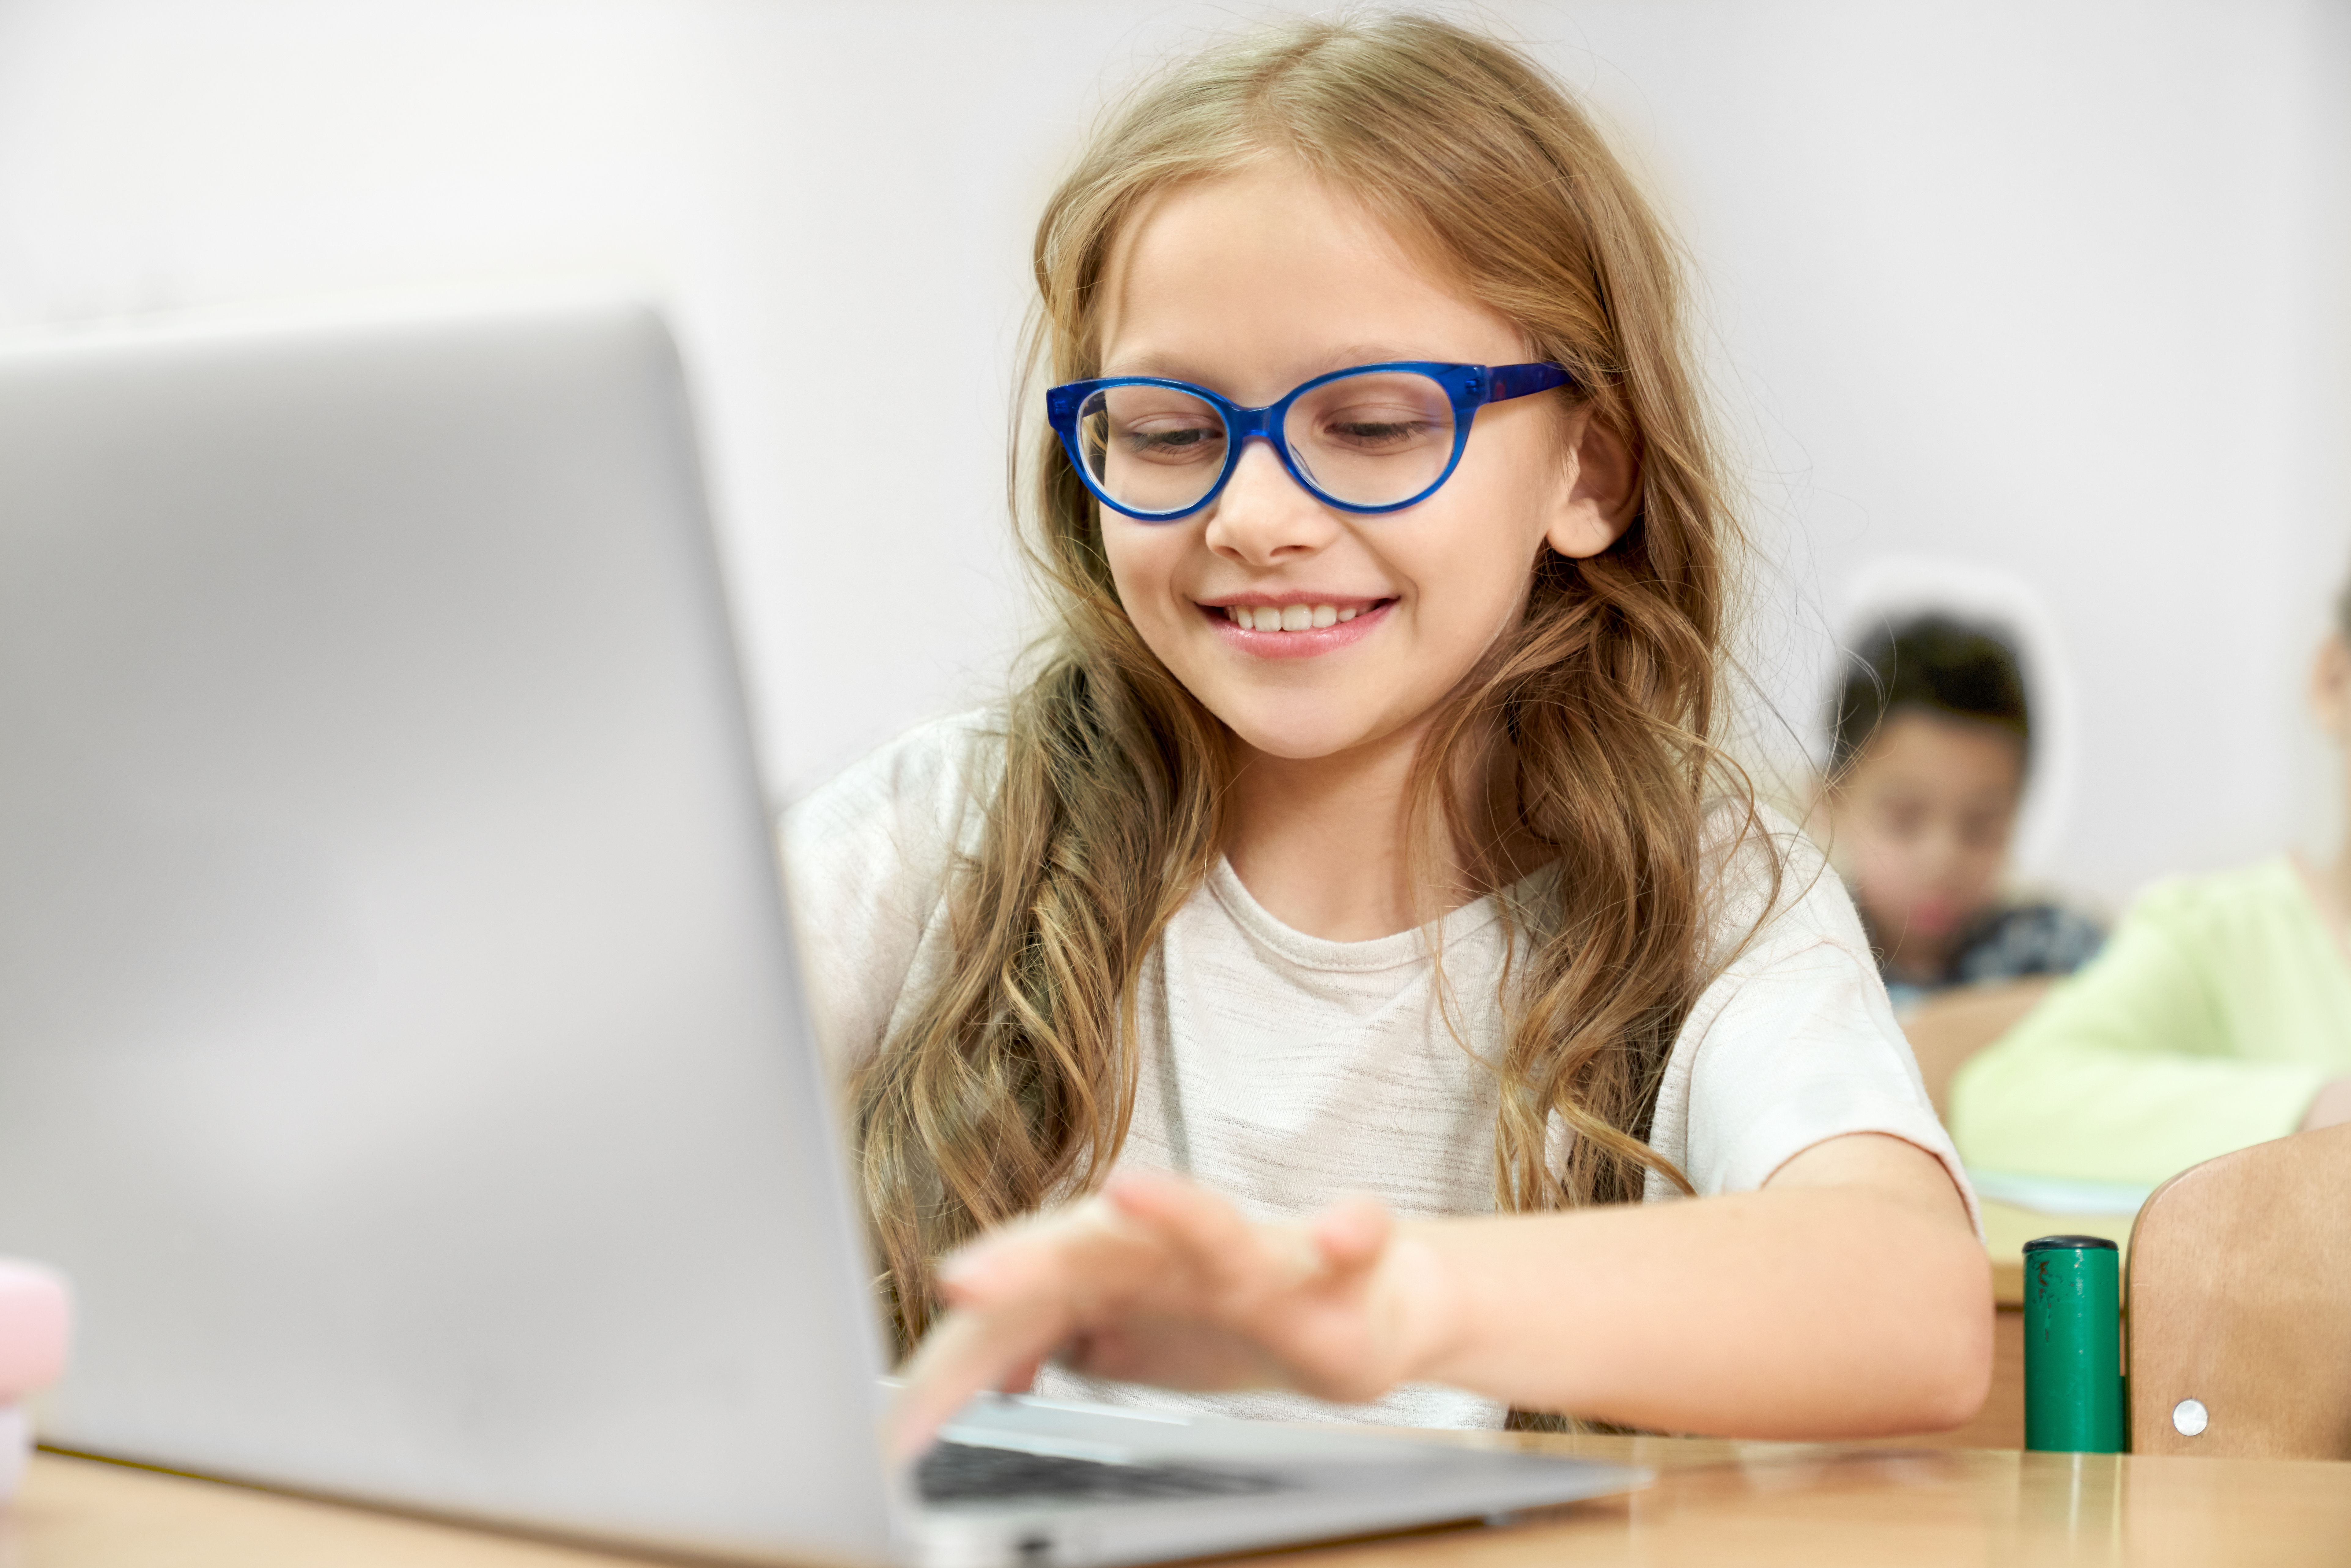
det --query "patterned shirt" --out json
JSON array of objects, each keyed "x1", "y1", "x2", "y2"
[{"x1": 1868, "y1": 900, "x2": 2106, "y2": 1013}]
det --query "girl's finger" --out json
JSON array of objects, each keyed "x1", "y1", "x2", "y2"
[
  {"x1": 1098, "y1": 1167, "x2": 1236, "y2": 1234},
  {"x1": 1312, "y1": 1195, "x2": 1393, "y2": 1270},
  {"x1": 941, "y1": 1194, "x2": 1170, "y2": 1315},
  {"x1": 888, "y1": 1297, "x2": 1071, "y2": 1460},
  {"x1": 891, "y1": 1199, "x2": 1185, "y2": 1457},
  {"x1": 1102, "y1": 1170, "x2": 1315, "y2": 1291}
]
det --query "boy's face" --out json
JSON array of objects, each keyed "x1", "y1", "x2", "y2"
[
  {"x1": 1825, "y1": 709, "x2": 2025, "y2": 950},
  {"x1": 1085, "y1": 161, "x2": 1632, "y2": 765}
]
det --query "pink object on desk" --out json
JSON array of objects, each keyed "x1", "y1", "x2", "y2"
[
  {"x1": 0, "y1": 1258, "x2": 69, "y2": 1508},
  {"x1": 0, "y1": 1259, "x2": 70, "y2": 1400}
]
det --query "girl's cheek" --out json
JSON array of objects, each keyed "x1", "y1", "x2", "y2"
[{"x1": 1101, "y1": 527, "x2": 1182, "y2": 623}]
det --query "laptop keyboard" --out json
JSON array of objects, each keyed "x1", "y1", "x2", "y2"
[{"x1": 916, "y1": 1440, "x2": 1288, "y2": 1506}]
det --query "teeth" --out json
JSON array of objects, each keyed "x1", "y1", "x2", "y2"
[{"x1": 1221, "y1": 603, "x2": 1369, "y2": 632}]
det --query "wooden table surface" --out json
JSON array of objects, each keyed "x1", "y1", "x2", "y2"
[
  {"x1": 0, "y1": 1213, "x2": 2185, "y2": 1565},
  {"x1": 7, "y1": 1436, "x2": 2348, "y2": 1568}
]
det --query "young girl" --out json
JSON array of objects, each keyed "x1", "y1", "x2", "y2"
[{"x1": 784, "y1": 13, "x2": 1987, "y2": 1454}]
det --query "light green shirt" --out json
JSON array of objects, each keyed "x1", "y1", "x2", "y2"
[{"x1": 1951, "y1": 857, "x2": 2351, "y2": 1185}]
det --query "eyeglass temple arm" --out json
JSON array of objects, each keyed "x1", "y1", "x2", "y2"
[{"x1": 1485, "y1": 363, "x2": 1573, "y2": 403}]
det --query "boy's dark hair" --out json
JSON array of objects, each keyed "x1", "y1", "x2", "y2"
[{"x1": 1828, "y1": 613, "x2": 2030, "y2": 778}]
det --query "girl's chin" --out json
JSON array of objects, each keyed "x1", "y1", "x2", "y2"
[
  {"x1": 1202, "y1": 700, "x2": 1414, "y2": 763},
  {"x1": 1231, "y1": 731, "x2": 1373, "y2": 763}
]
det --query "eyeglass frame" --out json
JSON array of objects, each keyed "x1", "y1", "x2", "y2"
[{"x1": 1044, "y1": 360, "x2": 1574, "y2": 523}]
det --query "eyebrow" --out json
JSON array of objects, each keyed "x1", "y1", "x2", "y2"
[{"x1": 1096, "y1": 345, "x2": 1448, "y2": 394}]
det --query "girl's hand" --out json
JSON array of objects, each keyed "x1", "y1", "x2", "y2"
[{"x1": 888, "y1": 1171, "x2": 1446, "y2": 1458}]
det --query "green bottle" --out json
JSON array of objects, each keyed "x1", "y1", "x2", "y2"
[{"x1": 2023, "y1": 1234, "x2": 2122, "y2": 1453}]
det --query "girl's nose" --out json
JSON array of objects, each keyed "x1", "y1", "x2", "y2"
[{"x1": 1203, "y1": 439, "x2": 1340, "y2": 568}]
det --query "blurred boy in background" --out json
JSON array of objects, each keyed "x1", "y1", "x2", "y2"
[
  {"x1": 1952, "y1": 588, "x2": 2351, "y2": 1186},
  {"x1": 1816, "y1": 614, "x2": 2104, "y2": 1014}
]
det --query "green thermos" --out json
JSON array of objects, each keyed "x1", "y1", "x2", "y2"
[{"x1": 2023, "y1": 1234, "x2": 2123, "y2": 1453}]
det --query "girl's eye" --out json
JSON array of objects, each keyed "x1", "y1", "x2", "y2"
[
  {"x1": 1120, "y1": 420, "x2": 1225, "y2": 462},
  {"x1": 1322, "y1": 413, "x2": 1433, "y2": 451},
  {"x1": 1293, "y1": 376, "x2": 1455, "y2": 458}
]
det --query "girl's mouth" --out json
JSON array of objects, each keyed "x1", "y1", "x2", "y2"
[{"x1": 1198, "y1": 597, "x2": 1395, "y2": 659}]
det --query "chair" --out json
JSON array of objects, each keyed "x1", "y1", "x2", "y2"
[
  {"x1": 1901, "y1": 977, "x2": 2053, "y2": 1118},
  {"x1": 2124, "y1": 1121, "x2": 2351, "y2": 1459}
]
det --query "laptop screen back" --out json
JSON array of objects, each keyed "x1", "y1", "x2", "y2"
[{"x1": 0, "y1": 300, "x2": 895, "y2": 1563}]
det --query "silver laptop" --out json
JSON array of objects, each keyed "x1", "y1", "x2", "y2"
[{"x1": 0, "y1": 298, "x2": 1646, "y2": 1565}]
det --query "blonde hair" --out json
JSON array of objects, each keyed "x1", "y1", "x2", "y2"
[{"x1": 849, "y1": 10, "x2": 1755, "y2": 1359}]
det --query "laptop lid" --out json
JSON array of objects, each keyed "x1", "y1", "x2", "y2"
[{"x1": 0, "y1": 298, "x2": 898, "y2": 1563}]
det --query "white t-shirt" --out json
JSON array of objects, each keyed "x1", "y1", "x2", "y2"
[{"x1": 781, "y1": 712, "x2": 1974, "y2": 1430}]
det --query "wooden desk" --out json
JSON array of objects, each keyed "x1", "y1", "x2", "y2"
[
  {"x1": 8, "y1": 1438, "x2": 2347, "y2": 1568},
  {"x1": 0, "y1": 1206, "x2": 2150, "y2": 1560}
]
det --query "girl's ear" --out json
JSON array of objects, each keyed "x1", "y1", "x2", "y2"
[{"x1": 1543, "y1": 409, "x2": 1639, "y2": 560}]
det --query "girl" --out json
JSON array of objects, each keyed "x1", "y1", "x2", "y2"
[{"x1": 784, "y1": 12, "x2": 1987, "y2": 1454}]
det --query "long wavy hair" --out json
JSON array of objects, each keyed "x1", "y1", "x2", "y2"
[{"x1": 849, "y1": 10, "x2": 1758, "y2": 1360}]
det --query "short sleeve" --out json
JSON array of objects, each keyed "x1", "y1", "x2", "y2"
[
  {"x1": 777, "y1": 712, "x2": 997, "y2": 1077},
  {"x1": 1647, "y1": 813, "x2": 1979, "y2": 1233}
]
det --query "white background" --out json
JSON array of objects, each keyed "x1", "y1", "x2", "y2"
[{"x1": 1, "y1": 0, "x2": 2343, "y2": 911}]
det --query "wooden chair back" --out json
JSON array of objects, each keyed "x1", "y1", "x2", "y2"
[
  {"x1": 2125, "y1": 1121, "x2": 2351, "y2": 1459},
  {"x1": 1901, "y1": 978, "x2": 2052, "y2": 1118}
]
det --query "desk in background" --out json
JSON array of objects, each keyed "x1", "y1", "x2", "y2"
[
  {"x1": 1982, "y1": 1198, "x2": 2135, "y2": 1307},
  {"x1": 9, "y1": 1435, "x2": 2347, "y2": 1568}
]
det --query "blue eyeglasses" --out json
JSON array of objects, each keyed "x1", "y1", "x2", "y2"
[{"x1": 1046, "y1": 361, "x2": 1573, "y2": 522}]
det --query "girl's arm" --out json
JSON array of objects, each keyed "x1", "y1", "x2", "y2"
[{"x1": 889, "y1": 1131, "x2": 1989, "y2": 1455}]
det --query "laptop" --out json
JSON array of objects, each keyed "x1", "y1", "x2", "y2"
[{"x1": 0, "y1": 296, "x2": 1647, "y2": 1565}]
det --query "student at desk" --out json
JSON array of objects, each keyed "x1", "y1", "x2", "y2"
[
  {"x1": 1813, "y1": 614, "x2": 2103, "y2": 1014},
  {"x1": 1952, "y1": 582, "x2": 2351, "y2": 1185},
  {"x1": 784, "y1": 13, "x2": 1988, "y2": 1457}
]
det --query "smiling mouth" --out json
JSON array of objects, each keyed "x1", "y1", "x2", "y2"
[{"x1": 1208, "y1": 600, "x2": 1390, "y2": 632}]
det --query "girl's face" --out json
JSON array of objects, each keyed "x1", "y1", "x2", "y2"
[
  {"x1": 1090, "y1": 163, "x2": 1634, "y2": 763},
  {"x1": 1824, "y1": 710, "x2": 2024, "y2": 955}
]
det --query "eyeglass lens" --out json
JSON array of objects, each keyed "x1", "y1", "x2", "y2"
[{"x1": 1076, "y1": 371, "x2": 1460, "y2": 515}]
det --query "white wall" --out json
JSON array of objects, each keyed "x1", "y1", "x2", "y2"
[{"x1": 1, "y1": 0, "x2": 2342, "y2": 910}]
